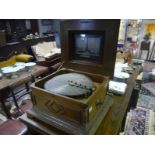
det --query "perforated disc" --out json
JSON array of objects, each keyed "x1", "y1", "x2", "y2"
[{"x1": 44, "y1": 73, "x2": 94, "y2": 98}]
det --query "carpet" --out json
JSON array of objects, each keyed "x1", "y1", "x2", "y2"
[
  {"x1": 141, "y1": 82, "x2": 155, "y2": 96},
  {"x1": 143, "y1": 61, "x2": 155, "y2": 72},
  {"x1": 137, "y1": 94, "x2": 155, "y2": 110}
]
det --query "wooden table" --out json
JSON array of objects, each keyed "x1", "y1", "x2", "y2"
[
  {"x1": 96, "y1": 67, "x2": 139, "y2": 134},
  {"x1": 0, "y1": 65, "x2": 48, "y2": 90},
  {"x1": 19, "y1": 66, "x2": 140, "y2": 135},
  {"x1": 0, "y1": 65, "x2": 48, "y2": 118}
]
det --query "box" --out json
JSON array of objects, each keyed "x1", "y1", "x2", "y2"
[
  {"x1": 29, "y1": 20, "x2": 120, "y2": 132},
  {"x1": 31, "y1": 68, "x2": 109, "y2": 127}
]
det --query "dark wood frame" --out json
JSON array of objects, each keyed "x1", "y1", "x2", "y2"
[
  {"x1": 0, "y1": 42, "x2": 26, "y2": 61},
  {"x1": 61, "y1": 19, "x2": 120, "y2": 78},
  {"x1": 0, "y1": 36, "x2": 55, "y2": 61}
]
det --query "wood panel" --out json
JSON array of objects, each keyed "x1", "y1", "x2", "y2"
[
  {"x1": 0, "y1": 42, "x2": 26, "y2": 61},
  {"x1": 61, "y1": 19, "x2": 120, "y2": 78},
  {"x1": 95, "y1": 67, "x2": 140, "y2": 134}
]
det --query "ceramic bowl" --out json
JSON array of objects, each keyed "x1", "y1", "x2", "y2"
[
  {"x1": 2, "y1": 70, "x2": 13, "y2": 78},
  {"x1": 2, "y1": 67, "x2": 19, "y2": 78},
  {"x1": 1, "y1": 66, "x2": 14, "y2": 71},
  {"x1": 14, "y1": 62, "x2": 26, "y2": 66},
  {"x1": 114, "y1": 72, "x2": 130, "y2": 83},
  {"x1": 15, "y1": 65, "x2": 26, "y2": 72},
  {"x1": 25, "y1": 62, "x2": 36, "y2": 71}
]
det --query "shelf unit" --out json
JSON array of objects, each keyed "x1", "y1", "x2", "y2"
[{"x1": 124, "y1": 19, "x2": 142, "y2": 57}]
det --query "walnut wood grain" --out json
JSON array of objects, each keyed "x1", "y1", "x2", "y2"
[
  {"x1": 20, "y1": 67, "x2": 140, "y2": 135},
  {"x1": 95, "y1": 67, "x2": 140, "y2": 134}
]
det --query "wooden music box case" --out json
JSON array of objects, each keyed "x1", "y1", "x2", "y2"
[{"x1": 29, "y1": 20, "x2": 120, "y2": 133}]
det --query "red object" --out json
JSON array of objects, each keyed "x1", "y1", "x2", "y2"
[
  {"x1": 0, "y1": 120, "x2": 28, "y2": 135},
  {"x1": 20, "y1": 100, "x2": 33, "y2": 113},
  {"x1": 11, "y1": 100, "x2": 33, "y2": 118},
  {"x1": 131, "y1": 42, "x2": 137, "y2": 49}
]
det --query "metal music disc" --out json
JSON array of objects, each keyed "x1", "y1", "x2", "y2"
[{"x1": 44, "y1": 73, "x2": 95, "y2": 98}]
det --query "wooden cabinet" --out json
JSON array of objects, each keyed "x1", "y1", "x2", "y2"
[{"x1": 20, "y1": 67, "x2": 140, "y2": 135}]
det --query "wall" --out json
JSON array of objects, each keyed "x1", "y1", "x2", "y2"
[
  {"x1": 37, "y1": 19, "x2": 61, "y2": 36},
  {"x1": 37, "y1": 19, "x2": 53, "y2": 36},
  {"x1": 53, "y1": 19, "x2": 61, "y2": 34},
  {"x1": 52, "y1": 20, "x2": 61, "y2": 47}
]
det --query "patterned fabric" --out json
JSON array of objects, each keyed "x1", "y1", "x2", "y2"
[
  {"x1": 141, "y1": 82, "x2": 155, "y2": 97},
  {"x1": 124, "y1": 61, "x2": 155, "y2": 135},
  {"x1": 31, "y1": 42, "x2": 61, "y2": 60},
  {"x1": 124, "y1": 108, "x2": 148, "y2": 135},
  {"x1": 143, "y1": 61, "x2": 155, "y2": 72},
  {"x1": 137, "y1": 94, "x2": 155, "y2": 110}
]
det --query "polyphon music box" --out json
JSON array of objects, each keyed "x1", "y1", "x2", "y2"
[{"x1": 29, "y1": 20, "x2": 120, "y2": 134}]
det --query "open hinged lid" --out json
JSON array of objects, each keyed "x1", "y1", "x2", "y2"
[{"x1": 60, "y1": 19, "x2": 120, "y2": 78}]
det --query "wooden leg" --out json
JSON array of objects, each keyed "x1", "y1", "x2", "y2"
[
  {"x1": 0, "y1": 88, "x2": 12, "y2": 119},
  {"x1": 31, "y1": 75, "x2": 35, "y2": 83},
  {"x1": 9, "y1": 87, "x2": 19, "y2": 109},
  {"x1": 0, "y1": 93, "x2": 11, "y2": 119},
  {"x1": 25, "y1": 83, "x2": 30, "y2": 92},
  {"x1": 1, "y1": 102, "x2": 11, "y2": 119}
]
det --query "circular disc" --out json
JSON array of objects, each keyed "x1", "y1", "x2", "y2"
[{"x1": 44, "y1": 73, "x2": 94, "y2": 97}]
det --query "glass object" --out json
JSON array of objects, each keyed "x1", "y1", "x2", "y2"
[{"x1": 73, "y1": 32, "x2": 104, "y2": 63}]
